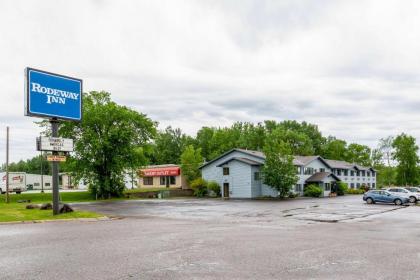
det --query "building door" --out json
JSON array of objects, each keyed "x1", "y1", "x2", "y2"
[{"x1": 223, "y1": 183, "x2": 229, "y2": 198}]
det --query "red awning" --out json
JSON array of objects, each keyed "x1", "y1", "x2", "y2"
[{"x1": 140, "y1": 167, "x2": 180, "y2": 177}]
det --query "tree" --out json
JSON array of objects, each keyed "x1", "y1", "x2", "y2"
[
  {"x1": 261, "y1": 135, "x2": 298, "y2": 198},
  {"x1": 180, "y1": 145, "x2": 203, "y2": 183},
  {"x1": 379, "y1": 136, "x2": 394, "y2": 167},
  {"x1": 392, "y1": 133, "x2": 419, "y2": 186},
  {"x1": 51, "y1": 91, "x2": 156, "y2": 198},
  {"x1": 346, "y1": 143, "x2": 371, "y2": 166},
  {"x1": 321, "y1": 137, "x2": 347, "y2": 160},
  {"x1": 152, "y1": 126, "x2": 193, "y2": 164}
]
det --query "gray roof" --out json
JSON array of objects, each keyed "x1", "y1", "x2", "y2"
[
  {"x1": 216, "y1": 157, "x2": 263, "y2": 167},
  {"x1": 325, "y1": 159, "x2": 372, "y2": 171},
  {"x1": 306, "y1": 172, "x2": 341, "y2": 183},
  {"x1": 199, "y1": 148, "x2": 374, "y2": 170},
  {"x1": 141, "y1": 164, "x2": 179, "y2": 169}
]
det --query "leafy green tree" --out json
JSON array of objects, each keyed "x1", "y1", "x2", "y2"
[
  {"x1": 152, "y1": 126, "x2": 194, "y2": 164},
  {"x1": 52, "y1": 91, "x2": 156, "y2": 198},
  {"x1": 321, "y1": 137, "x2": 347, "y2": 160},
  {"x1": 180, "y1": 145, "x2": 203, "y2": 183},
  {"x1": 346, "y1": 143, "x2": 371, "y2": 166},
  {"x1": 261, "y1": 135, "x2": 298, "y2": 198},
  {"x1": 392, "y1": 133, "x2": 419, "y2": 185},
  {"x1": 3, "y1": 155, "x2": 50, "y2": 175}
]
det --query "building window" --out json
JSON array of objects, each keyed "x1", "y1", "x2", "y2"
[
  {"x1": 34, "y1": 183, "x2": 40, "y2": 187},
  {"x1": 356, "y1": 171, "x2": 360, "y2": 176},
  {"x1": 160, "y1": 176, "x2": 166, "y2": 185},
  {"x1": 356, "y1": 183, "x2": 361, "y2": 188},
  {"x1": 296, "y1": 166, "x2": 301, "y2": 174},
  {"x1": 45, "y1": 183, "x2": 51, "y2": 187},
  {"x1": 325, "y1": 183, "x2": 331, "y2": 191},
  {"x1": 223, "y1": 167, "x2": 229, "y2": 175},
  {"x1": 372, "y1": 183, "x2": 376, "y2": 188},
  {"x1": 304, "y1": 167, "x2": 314, "y2": 175},
  {"x1": 295, "y1": 184, "x2": 302, "y2": 192},
  {"x1": 320, "y1": 168, "x2": 325, "y2": 172},
  {"x1": 350, "y1": 171, "x2": 355, "y2": 176},
  {"x1": 337, "y1": 169, "x2": 341, "y2": 176},
  {"x1": 343, "y1": 170, "x2": 348, "y2": 176},
  {"x1": 143, "y1": 177, "x2": 153, "y2": 185},
  {"x1": 361, "y1": 171, "x2": 365, "y2": 177},
  {"x1": 351, "y1": 183, "x2": 355, "y2": 189},
  {"x1": 367, "y1": 171, "x2": 370, "y2": 177},
  {"x1": 169, "y1": 176, "x2": 176, "y2": 185},
  {"x1": 254, "y1": 172, "x2": 260, "y2": 181}
]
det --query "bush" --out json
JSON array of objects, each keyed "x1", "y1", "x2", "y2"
[
  {"x1": 190, "y1": 178, "x2": 208, "y2": 197},
  {"x1": 288, "y1": 192, "x2": 298, "y2": 198},
  {"x1": 359, "y1": 184, "x2": 370, "y2": 193},
  {"x1": 304, "y1": 184, "x2": 323, "y2": 197},
  {"x1": 345, "y1": 188, "x2": 365, "y2": 195},
  {"x1": 336, "y1": 182, "x2": 348, "y2": 196},
  {"x1": 207, "y1": 181, "x2": 221, "y2": 197}
]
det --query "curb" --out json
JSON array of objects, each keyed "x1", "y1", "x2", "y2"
[{"x1": 0, "y1": 216, "x2": 114, "y2": 225}]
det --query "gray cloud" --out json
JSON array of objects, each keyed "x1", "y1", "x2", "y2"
[{"x1": 1, "y1": 0, "x2": 420, "y2": 162}]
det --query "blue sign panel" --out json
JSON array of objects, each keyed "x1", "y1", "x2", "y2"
[{"x1": 25, "y1": 68, "x2": 83, "y2": 121}]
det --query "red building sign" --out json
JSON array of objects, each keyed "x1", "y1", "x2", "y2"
[{"x1": 140, "y1": 167, "x2": 180, "y2": 177}]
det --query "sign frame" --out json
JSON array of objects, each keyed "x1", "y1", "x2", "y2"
[
  {"x1": 37, "y1": 136, "x2": 74, "y2": 152},
  {"x1": 25, "y1": 67, "x2": 83, "y2": 122}
]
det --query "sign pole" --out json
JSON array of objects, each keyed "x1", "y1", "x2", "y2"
[
  {"x1": 5, "y1": 126, "x2": 10, "y2": 203},
  {"x1": 50, "y1": 119, "x2": 60, "y2": 215},
  {"x1": 40, "y1": 149, "x2": 44, "y2": 193}
]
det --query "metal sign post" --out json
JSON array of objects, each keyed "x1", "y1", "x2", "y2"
[
  {"x1": 5, "y1": 127, "x2": 10, "y2": 203},
  {"x1": 50, "y1": 119, "x2": 60, "y2": 215}
]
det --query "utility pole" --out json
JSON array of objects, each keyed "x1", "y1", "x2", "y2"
[
  {"x1": 5, "y1": 126, "x2": 10, "y2": 203},
  {"x1": 51, "y1": 119, "x2": 60, "y2": 215}
]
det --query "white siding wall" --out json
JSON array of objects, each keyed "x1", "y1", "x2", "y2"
[{"x1": 298, "y1": 160, "x2": 332, "y2": 183}]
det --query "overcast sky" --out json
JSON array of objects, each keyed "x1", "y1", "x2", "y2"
[{"x1": 1, "y1": 0, "x2": 420, "y2": 162}]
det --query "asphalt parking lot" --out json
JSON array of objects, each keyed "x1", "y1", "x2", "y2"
[{"x1": 1, "y1": 195, "x2": 419, "y2": 280}]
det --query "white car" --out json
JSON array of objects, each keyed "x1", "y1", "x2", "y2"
[{"x1": 385, "y1": 187, "x2": 419, "y2": 203}]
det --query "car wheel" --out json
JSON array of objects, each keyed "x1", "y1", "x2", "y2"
[
  {"x1": 16, "y1": 191, "x2": 21, "y2": 195},
  {"x1": 366, "y1": 198, "x2": 374, "y2": 204},
  {"x1": 409, "y1": 196, "x2": 417, "y2": 203},
  {"x1": 394, "y1": 199, "x2": 402, "y2": 206}
]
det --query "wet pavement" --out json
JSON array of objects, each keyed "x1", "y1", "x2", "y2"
[{"x1": 1, "y1": 195, "x2": 419, "y2": 279}]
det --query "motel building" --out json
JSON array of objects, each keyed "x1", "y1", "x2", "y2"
[
  {"x1": 138, "y1": 164, "x2": 190, "y2": 189},
  {"x1": 200, "y1": 148, "x2": 376, "y2": 199}
]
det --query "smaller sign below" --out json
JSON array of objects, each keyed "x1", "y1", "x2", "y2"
[
  {"x1": 47, "y1": 155, "x2": 67, "y2": 162},
  {"x1": 37, "y1": 137, "x2": 74, "y2": 152}
]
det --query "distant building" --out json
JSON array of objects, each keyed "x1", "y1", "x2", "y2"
[
  {"x1": 200, "y1": 148, "x2": 376, "y2": 199},
  {"x1": 138, "y1": 164, "x2": 190, "y2": 189}
]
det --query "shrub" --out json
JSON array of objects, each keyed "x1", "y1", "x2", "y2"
[
  {"x1": 190, "y1": 178, "x2": 208, "y2": 197},
  {"x1": 304, "y1": 184, "x2": 323, "y2": 197},
  {"x1": 359, "y1": 184, "x2": 370, "y2": 193},
  {"x1": 336, "y1": 182, "x2": 348, "y2": 196},
  {"x1": 207, "y1": 181, "x2": 221, "y2": 197},
  {"x1": 345, "y1": 188, "x2": 365, "y2": 195},
  {"x1": 288, "y1": 192, "x2": 298, "y2": 198}
]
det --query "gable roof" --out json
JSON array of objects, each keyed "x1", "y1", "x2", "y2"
[
  {"x1": 306, "y1": 172, "x2": 341, "y2": 183},
  {"x1": 199, "y1": 148, "x2": 265, "y2": 169},
  {"x1": 216, "y1": 157, "x2": 263, "y2": 167}
]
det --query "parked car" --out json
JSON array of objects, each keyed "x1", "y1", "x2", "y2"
[
  {"x1": 363, "y1": 190, "x2": 409, "y2": 205},
  {"x1": 405, "y1": 186, "x2": 420, "y2": 193},
  {"x1": 385, "y1": 187, "x2": 419, "y2": 203}
]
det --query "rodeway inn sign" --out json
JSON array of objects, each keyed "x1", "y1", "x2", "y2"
[{"x1": 25, "y1": 67, "x2": 83, "y2": 121}]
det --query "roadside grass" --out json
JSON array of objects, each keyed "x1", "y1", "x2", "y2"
[
  {"x1": 0, "y1": 203, "x2": 101, "y2": 223},
  {"x1": 0, "y1": 188, "x2": 177, "y2": 222},
  {"x1": 125, "y1": 187, "x2": 170, "y2": 194}
]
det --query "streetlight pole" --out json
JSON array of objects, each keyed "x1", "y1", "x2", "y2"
[{"x1": 40, "y1": 149, "x2": 44, "y2": 193}]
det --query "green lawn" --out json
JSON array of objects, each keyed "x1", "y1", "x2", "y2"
[
  {"x1": 0, "y1": 203, "x2": 101, "y2": 223},
  {"x1": 0, "y1": 191, "x2": 101, "y2": 223}
]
